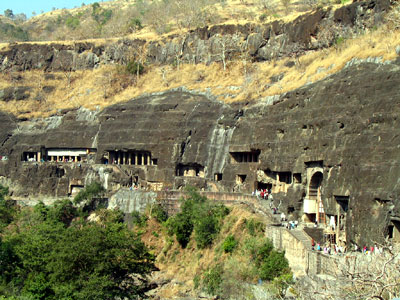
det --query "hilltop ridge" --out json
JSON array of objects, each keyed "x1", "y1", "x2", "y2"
[{"x1": 0, "y1": 0, "x2": 399, "y2": 119}]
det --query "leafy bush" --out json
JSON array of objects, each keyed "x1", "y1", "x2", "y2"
[
  {"x1": 202, "y1": 264, "x2": 223, "y2": 296},
  {"x1": 128, "y1": 18, "x2": 143, "y2": 31},
  {"x1": 222, "y1": 235, "x2": 238, "y2": 253},
  {"x1": 244, "y1": 218, "x2": 265, "y2": 236},
  {"x1": 65, "y1": 16, "x2": 80, "y2": 29},
  {"x1": 243, "y1": 237, "x2": 289, "y2": 281},
  {"x1": 271, "y1": 273, "x2": 294, "y2": 298},
  {"x1": 0, "y1": 21, "x2": 29, "y2": 41},
  {"x1": 259, "y1": 250, "x2": 289, "y2": 281},
  {"x1": 194, "y1": 209, "x2": 220, "y2": 249},
  {"x1": 0, "y1": 203, "x2": 155, "y2": 299},
  {"x1": 150, "y1": 203, "x2": 168, "y2": 223},
  {"x1": 130, "y1": 211, "x2": 148, "y2": 227},
  {"x1": 166, "y1": 187, "x2": 228, "y2": 249},
  {"x1": 91, "y1": 2, "x2": 113, "y2": 25},
  {"x1": 73, "y1": 182, "x2": 105, "y2": 205},
  {"x1": 167, "y1": 212, "x2": 193, "y2": 247},
  {"x1": 47, "y1": 199, "x2": 78, "y2": 226},
  {"x1": 126, "y1": 61, "x2": 145, "y2": 76},
  {"x1": 0, "y1": 185, "x2": 8, "y2": 201},
  {"x1": 0, "y1": 185, "x2": 15, "y2": 232}
]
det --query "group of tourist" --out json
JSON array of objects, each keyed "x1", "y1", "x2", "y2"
[
  {"x1": 311, "y1": 239, "x2": 346, "y2": 255},
  {"x1": 252, "y1": 188, "x2": 272, "y2": 200},
  {"x1": 311, "y1": 241, "x2": 389, "y2": 256},
  {"x1": 354, "y1": 244, "x2": 385, "y2": 255}
]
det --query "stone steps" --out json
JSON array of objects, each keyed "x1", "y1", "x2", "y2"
[{"x1": 288, "y1": 229, "x2": 313, "y2": 250}]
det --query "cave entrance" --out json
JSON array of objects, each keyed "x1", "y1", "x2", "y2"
[
  {"x1": 310, "y1": 172, "x2": 325, "y2": 224},
  {"x1": 256, "y1": 182, "x2": 272, "y2": 191},
  {"x1": 70, "y1": 185, "x2": 84, "y2": 196},
  {"x1": 236, "y1": 174, "x2": 247, "y2": 184},
  {"x1": 388, "y1": 219, "x2": 400, "y2": 243},
  {"x1": 303, "y1": 172, "x2": 324, "y2": 225}
]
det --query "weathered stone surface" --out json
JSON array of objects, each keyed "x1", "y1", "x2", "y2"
[
  {"x1": 0, "y1": 60, "x2": 399, "y2": 246},
  {"x1": 0, "y1": 54, "x2": 400, "y2": 251},
  {"x1": 0, "y1": 86, "x2": 31, "y2": 101},
  {"x1": 0, "y1": 0, "x2": 391, "y2": 72}
]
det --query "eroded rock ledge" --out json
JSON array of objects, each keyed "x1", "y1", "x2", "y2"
[
  {"x1": 0, "y1": 0, "x2": 391, "y2": 72},
  {"x1": 0, "y1": 60, "x2": 400, "y2": 246}
]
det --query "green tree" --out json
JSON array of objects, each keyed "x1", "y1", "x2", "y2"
[
  {"x1": 259, "y1": 250, "x2": 289, "y2": 281},
  {"x1": 0, "y1": 185, "x2": 15, "y2": 231},
  {"x1": 4, "y1": 9, "x2": 14, "y2": 19},
  {"x1": 166, "y1": 187, "x2": 228, "y2": 249},
  {"x1": 202, "y1": 264, "x2": 223, "y2": 296},
  {"x1": 222, "y1": 235, "x2": 238, "y2": 253},
  {"x1": 1, "y1": 204, "x2": 155, "y2": 299},
  {"x1": 73, "y1": 181, "x2": 105, "y2": 205}
]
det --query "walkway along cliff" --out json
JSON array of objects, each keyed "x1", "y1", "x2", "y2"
[{"x1": 1, "y1": 56, "x2": 400, "y2": 247}]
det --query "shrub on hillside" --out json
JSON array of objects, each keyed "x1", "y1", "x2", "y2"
[
  {"x1": 131, "y1": 211, "x2": 148, "y2": 228},
  {"x1": 125, "y1": 60, "x2": 145, "y2": 76},
  {"x1": 222, "y1": 234, "x2": 238, "y2": 253},
  {"x1": 166, "y1": 187, "x2": 229, "y2": 249},
  {"x1": 0, "y1": 21, "x2": 29, "y2": 42},
  {"x1": 149, "y1": 203, "x2": 168, "y2": 223},
  {"x1": 73, "y1": 182, "x2": 105, "y2": 205},
  {"x1": 47, "y1": 199, "x2": 78, "y2": 226},
  {"x1": 244, "y1": 218, "x2": 265, "y2": 236},
  {"x1": 0, "y1": 185, "x2": 15, "y2": 231},
  {"x1": 65, "y1": 16, "x2": 80, "y2": 29},
  {"x1": 259, "y1": 250, "x2": 289, "y2": 280},
  {"x1": 201, "y1": 264, "x2": 223, "y2": 296}
]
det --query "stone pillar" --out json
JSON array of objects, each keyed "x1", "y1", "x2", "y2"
[
  {"x1": 141, "y1": 153, "x2": 145, "y2": 166},
  {"x1": 336, "y1": 205, "x2": 340, "y2": 245},
  {"x1": 38, "y1": 152, "x2": 41, "y2": 162},
  {"x1": 118, "y1": 152, "x2": 121, "y2": 164},
  {"x1": 135, "y1": 153, "x2": 138, "y2": 165},
  {"x1": 123, "y1": 152, "x2": 126, "y2": 165},
  {"x1": 128, "y1": 152, "x2": 132, "y2": 165}
]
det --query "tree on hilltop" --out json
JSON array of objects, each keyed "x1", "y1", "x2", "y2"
[{"x1": 4, "y1": 9, "x2": 14, "y2": 19}]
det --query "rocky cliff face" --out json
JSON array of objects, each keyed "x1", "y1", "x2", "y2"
[
  {"x1": 0, "y1": 58, "x2": 399, "y2": 246},
  {"x1": 0, "y1": 0, "x2": 390, "y2": 72}
]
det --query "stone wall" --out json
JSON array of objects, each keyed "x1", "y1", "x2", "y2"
[{"x1": 266, "y1": 225, "x2": 340, "y2": 277}]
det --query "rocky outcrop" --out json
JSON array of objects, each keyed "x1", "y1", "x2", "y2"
[
  {"x1": 1, "y1": 59, "x2": 400, "y2": 246},
  {"x1": 0, "y1": 0, "x2": 391, "y2": 72}
]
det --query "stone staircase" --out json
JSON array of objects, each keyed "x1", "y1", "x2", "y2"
[{"x1": 288, "y1": 228, "x2": 313, "y2": 250}]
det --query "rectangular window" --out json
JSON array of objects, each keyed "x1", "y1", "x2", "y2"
[
  {"x1": 293, "y1": 173, "x2": 302, "y2": 184},
  {"x1": 236, "y1": 174, "x2": 247, "y2": 184},
  {"x1": 230, "y1": 150, "x2": 260, "y2": 163},
  {"x1": 335, "y1": 195, "x2": 349, "y2": 212}
]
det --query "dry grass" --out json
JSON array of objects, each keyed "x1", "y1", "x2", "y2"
[
  {"x1": 17, "y1": 0, "x2": 347, "y2": 44},
  {"x1": 138, "y1": 204, "x2": 266, "y2": 298},
  {"x1": 1, "y1": 24, "x2": 398, "y2": 119}
]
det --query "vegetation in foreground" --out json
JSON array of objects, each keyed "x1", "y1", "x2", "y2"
[
  {"x1": 0, "y1": 184, "x2": 155, "y2": 300},
  {"x1": 0, "y1": 184, "x2": 292, "y2": 299},
  {"x1": 138, "y1": 186, "x2": 292, "y2": 299}
]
